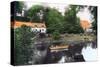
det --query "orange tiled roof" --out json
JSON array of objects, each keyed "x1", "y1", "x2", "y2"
[{"x1": 11, "y1": 21, "x2": 46, "y2": 28}]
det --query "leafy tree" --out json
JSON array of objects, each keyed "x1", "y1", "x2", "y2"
[
  {"x1": 11, "y1": 1, "x2": 30, "y2": 22},
  {"x1": 14, "y1": 25, "x2": 34, "y2": 65},
  {"x1": 45, "y1": 8, "x2": 64, "y2": 33},
  {"x1": 11, "y1": 1, "x2": 26, "y2": 16},
  {"x1": 52, "y1": 30, "x2": 60, "y2": 40},
  {"x1": 27, "y1": 5, "x2": 84, "y2": 34},
  {"x1": 89, "y1": 6, "x2": 97, "y2": 34},
  {"x1": 64, "y1": 5, "x2": 84, "y2": 33},
  {"x1": 27, "y1": 5, "x2": 64, "y2": 33},
  {"x1": 27, "y1": 5, "x2": 44, "y2": 22}
]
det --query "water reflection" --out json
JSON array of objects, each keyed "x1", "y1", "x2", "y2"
[
  {"x1": 31, "y1": 41, "x2": 97, "y2": 64},
  {"x1": 58, "y1": 42, "x2": 97, "y2": 63},
  {"x1": 82, "y1": 43, "x2": 97, "y2": 61},
  {"x1": 58, "y1": 56, "x2": 66, "y2": 63}
]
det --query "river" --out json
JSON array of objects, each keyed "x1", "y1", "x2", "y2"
[
  {"x1": 82, "y1": 43, "x2": 97, "y2": 62},
  {"x1": 29, "y1": 41, "x2": 97, "y2": 64},
  {"x1": 58, "y1": 42, "x2": 97, "y2": 63}
]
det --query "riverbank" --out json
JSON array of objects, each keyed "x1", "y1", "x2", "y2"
[
  {"x1": 43, "y1": 34, "x2": 96, "y2": 45},
  {"x1": 63, "y1": 34, "x2": 96, "y2": 42}
]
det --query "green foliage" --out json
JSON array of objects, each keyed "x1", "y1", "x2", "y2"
[
  {"x1": 14, "y1": 16, "x2": 30, "y2": 22},
  {"x1": 12, "y1": 1, "x2": 26, "y2": 15},
  {"x1": 45, "y1": 8, "x2": 64, "y2": 33},
  {"x1": 11, "y1": 1, "x2": 29, "y2": 22},
  {"x1": 27, "y1": 5, "x2": 64, "y2": 33},
  {"x1": 64, "y1": 5, "x2": 84, "y2": 33},
  {"x1": 27, "y1": 5, "x2": 84, "y2": 34},
  {"x1": 27, "y1": 5, "x2": 44, "y2": 22},
  {"x1": 91, "y1": 6, "x2": 97, "y2": 34},
  {"x1": 52, "y1": 30, "x2": 61, "y2": 40},
  {"x1": 14, "y1": 25, "x2": 34, "y2": 65}
]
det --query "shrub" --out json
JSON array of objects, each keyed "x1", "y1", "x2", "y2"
[{"x1": 52, "y1": 30, "x2": 60, "y2": 40}]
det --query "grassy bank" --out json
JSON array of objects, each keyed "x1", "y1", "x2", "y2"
[{"x1": 63, "y1": 34, "x2": 96, "y2": 42}]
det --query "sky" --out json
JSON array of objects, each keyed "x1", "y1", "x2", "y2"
[
  {"x1": 24, "y1": 1, "x2": 92, "y2": 23},
  {"x1": 77, "y1": 7, "x2": 93, "y2": 23}
]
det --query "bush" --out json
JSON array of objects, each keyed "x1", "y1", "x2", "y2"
[
  {"x1": 52, "y1": 30, "x2": 60, "y2": 40},
  {"x1": 14, "y1": 25, "x2": 34, "y2": 65}
]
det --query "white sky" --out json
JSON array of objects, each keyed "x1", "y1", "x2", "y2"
[
  {"x1": 24, "y1": 1, "x2": 92, "y2": 23},
  {"x1": 77, "y1": 7, "x2": 93, "y2": 23}
]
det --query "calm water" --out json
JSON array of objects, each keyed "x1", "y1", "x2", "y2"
[
  {"x1": 82, "y1": 43, "x2": 97, "y2": 62},
  {"x1": 58, "y1": 56, "x2": 66, "y2": 63},
  {"x1": 29, "y1": 41, "x2": 97, "y2": 64},
  {"x1": 58, "y1": 42, "x2": 97, "y2": 63}
]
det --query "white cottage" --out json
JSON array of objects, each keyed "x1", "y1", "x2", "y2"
[
  {"x1": 13, "y1": 21, "x2": 46, "y2": 33},
  {"x1": 31, "y1": 23, "x2": 46, "y2": 33}
]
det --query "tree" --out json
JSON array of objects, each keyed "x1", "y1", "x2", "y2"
[
  {"x1": 27, "y1": 5, "x2": 84, "y2": 34},
  {"x1": 27, "y1": 5, "x2": 44, "y2": 22},
  {"x1": 14, "y1": 25, "x2": 34, "y2": 65},
  {"x1": 52, "y1": 30, "x2": 61, "y2": 40},
  {"x1": 89, "y1": 6, "x2": 97, "y2": 34},
  {"x1": 27, "y1": 5, "x2": 64, "y2": 33},
  {"x1": 64, "y1": 5, "x2": 84, "y2": 33},
  {"x1": 11, "y1": 1, "x2": 30, "y2": 22},
  {"x1": 11, "y1": 1, "x2": 26, "y2": 16},
  {"x1": 45, "y1": 8, "x2": 64, "y2": 33}
]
